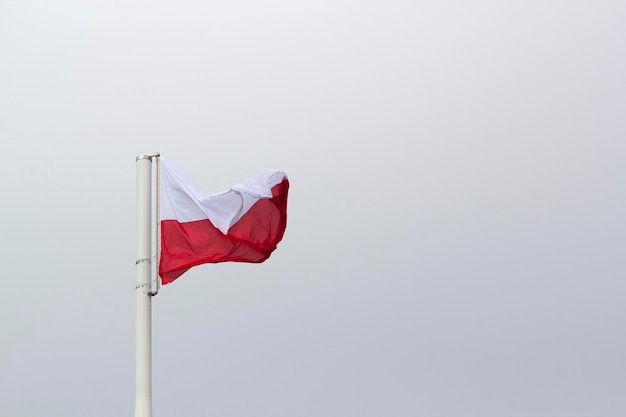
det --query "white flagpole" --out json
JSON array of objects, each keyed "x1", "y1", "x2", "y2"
[{"x1": 135, "y1": 153, "x2": 158, "y2": 417}]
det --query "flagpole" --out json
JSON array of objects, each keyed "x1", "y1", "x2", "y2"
[{"x1": 135, "y1": 153, "x2": 158, "y2": 417}]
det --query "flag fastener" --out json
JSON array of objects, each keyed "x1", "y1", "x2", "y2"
[{"x1": 136, "y1": 152, "x2": 160, "y2": 161}]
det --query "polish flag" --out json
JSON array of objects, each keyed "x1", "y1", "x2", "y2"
[{"x1": 158, "y1": 159, "x2": 289, "y2": 284}]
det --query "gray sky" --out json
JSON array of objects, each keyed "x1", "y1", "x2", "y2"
[{"x1": 1, "y1": 1, "x2": 625, "y2": 416}]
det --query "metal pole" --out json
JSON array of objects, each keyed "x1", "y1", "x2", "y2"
[{"x1": 135, "y1": 154, "x2": 156, "y2": 417}]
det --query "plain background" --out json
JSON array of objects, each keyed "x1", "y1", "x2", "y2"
[{"x1": 1, "y1": 1, "x2": 625, "y2": 416}]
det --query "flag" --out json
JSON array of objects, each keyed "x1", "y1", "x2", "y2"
[{"x1": 158, "y1": 159, "x2": 289, "y2": 284}]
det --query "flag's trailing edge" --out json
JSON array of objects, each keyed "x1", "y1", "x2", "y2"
[{"x1": 158, "y1": 159, "x2": 289, "y2": 284}]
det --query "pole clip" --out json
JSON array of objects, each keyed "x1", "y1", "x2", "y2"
[{"x1": 136, "y1": 152, "x2": 160, "y2": 161}]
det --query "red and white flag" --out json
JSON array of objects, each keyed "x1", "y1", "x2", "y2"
[{"x1": 158, "y1": 159, "x2": 289, "y2": 284}]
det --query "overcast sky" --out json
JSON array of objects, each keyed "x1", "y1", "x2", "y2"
[{"x1": 1, "y1": 1, "x2": 625, "y2": 416}]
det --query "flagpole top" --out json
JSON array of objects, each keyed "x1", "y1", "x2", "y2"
[{"x1": 136, "y1": 153, "x2": 160, "y2": 161}]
